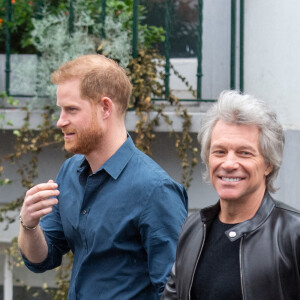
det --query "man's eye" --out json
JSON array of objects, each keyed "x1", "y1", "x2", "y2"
[
  {"x1": 241, "y1": 151, "x2": 251, "y2": 156},
  {"x1": 213, "y1": 150, "x2": 225, "y2": 155}
]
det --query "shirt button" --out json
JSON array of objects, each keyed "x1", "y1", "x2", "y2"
[
  {"x1": 229, "y1": 231, "x2": 237, "y2": 238},
  {"x1": 82, "y1": 210, "x2": 87, "y2": 215}
]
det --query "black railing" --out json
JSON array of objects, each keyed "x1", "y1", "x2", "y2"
[{"x1": 3, "y1": 0, "x2": 245, "y2": 103}]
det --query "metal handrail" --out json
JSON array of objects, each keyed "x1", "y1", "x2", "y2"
[
  {"x1": 4, "y1": 0, "x2": 11, "y2": 96},
  {"x1": 3, "y1": 0, "x2": 245, "y2": 102},
  {"x1": 239, "y1": 0, "x2": 244, "y2": 92},
  {"x1": 230, "y1": 0, "x2": 236, "y2": 90},
  {"x1": 197, "y1": 0, "x2": 203, "y2": 100}
]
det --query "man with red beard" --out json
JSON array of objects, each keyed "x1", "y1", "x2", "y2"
[{"x1": 18, "y1": 54, "x2": 188, "y2": 300}]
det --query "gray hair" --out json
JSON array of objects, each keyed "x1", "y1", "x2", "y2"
[{"x1": 197, "y1": 90, "x2": 285, "y2": 193}]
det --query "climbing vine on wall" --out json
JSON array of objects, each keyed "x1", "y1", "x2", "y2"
[{"x1": 0, "y1": 0, "x2": 199, "y2": 298}]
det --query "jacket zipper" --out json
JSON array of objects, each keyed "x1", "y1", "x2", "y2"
[
  {"x1": 239, "y1": 235, "x2": 245, "y2": 300},
  {"x1": 187, "y1": 223, "x2": 207, "y2": 300}
]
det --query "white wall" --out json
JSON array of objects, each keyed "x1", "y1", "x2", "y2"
[
  {"x1": 0, "y1": 0, "x2": 299, "y2": 209},
  {"x1": 1, "y1": 0, "x2": 300, "y2": 290},
  {"x1": 244, "y1": 0, "x2": 300, "y2": 130},
  {"x1": 243, "y1": 1, "x2": 300, "y2": 207}
]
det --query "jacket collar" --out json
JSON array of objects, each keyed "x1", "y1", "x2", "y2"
[{"x1": 200, "y1": 192, "x2": 275, "y2": 241}]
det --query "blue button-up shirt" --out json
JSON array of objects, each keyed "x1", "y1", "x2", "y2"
[{"x1": 22, "y1": 136, "x2": 188, "y2": 299}]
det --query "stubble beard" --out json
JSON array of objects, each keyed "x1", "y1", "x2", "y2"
[{"x1": 64, "y1": 116, "x2": 103, "y2": 155}]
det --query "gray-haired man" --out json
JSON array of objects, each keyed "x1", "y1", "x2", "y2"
[{"x1": 162, "y1": 90, "x2": 300, "y2": 300}]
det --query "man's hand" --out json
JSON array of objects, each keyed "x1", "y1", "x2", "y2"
[{"x1": 20, "y1": 179, "x2": 60, "y2": 229}]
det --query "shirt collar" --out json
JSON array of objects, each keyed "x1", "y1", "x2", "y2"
[
  {"x1": 77, "y1": 135, "x2": 135, "y2": 180},
  {"x1": 102, "y1": 135, "x2": 135, "y2": 180}
]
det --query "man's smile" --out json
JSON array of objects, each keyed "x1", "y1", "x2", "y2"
[
  {"x1": 220, "y1": 177, "x2": 244, "y2": 182},
  {"x1": 62, "y1": 131, "x2": 75, "y2": 137}
]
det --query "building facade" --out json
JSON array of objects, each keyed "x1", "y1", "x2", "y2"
[{"x1": 1, "y1": 0, "x2": 300, "y2": 298}]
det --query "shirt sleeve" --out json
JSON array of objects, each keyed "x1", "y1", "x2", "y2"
[
  {"x1": 22, "y1": 198, "x2": 70, "y2": 273},
  {"x1": 138, "y1": 179, "x2": 188, "y2": 297}
]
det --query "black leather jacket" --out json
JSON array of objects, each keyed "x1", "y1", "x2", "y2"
[{"x1": 162, "y1": 193, "x2": 300, "y2": 300}]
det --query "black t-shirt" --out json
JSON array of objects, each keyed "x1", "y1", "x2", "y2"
[{"x1": 191, "y1": 217, "x2": 243, "y2": 300}]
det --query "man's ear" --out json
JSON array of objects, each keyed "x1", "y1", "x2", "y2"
[
  {"x1": 99, "y1": 97, "x2": 113, "y2": 119},
  {"x1": 265, "y1": 164, "x2": 273, "y2": 177}
]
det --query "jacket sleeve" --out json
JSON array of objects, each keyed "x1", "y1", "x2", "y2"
[
  {"x1": 161, "y1": 263, "x2": 178, "y2": 299},
  {"x1": 161, "y1": 210, "x2": 205, "y2": 300}
]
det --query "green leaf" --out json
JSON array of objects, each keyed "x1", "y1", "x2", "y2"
[
  {"x1": 6, "y1": 120, "x2": 13, "y2": 126},
  {"x1": 13, "y1": 130, "x2": 21, "y2": 137}
]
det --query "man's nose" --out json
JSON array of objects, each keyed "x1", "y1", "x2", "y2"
[
  {"x1": 222, "y1": 153, "x2": 239, "y2": 170},
  {"x1": 56, "y1": 111, "x2": 69, "y2": 128}
]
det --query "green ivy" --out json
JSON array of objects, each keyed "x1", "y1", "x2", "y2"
[{"x1": 0, "y1": 1, "x2": 199, "y2": 298}]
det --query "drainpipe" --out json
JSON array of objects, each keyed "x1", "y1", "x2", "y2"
[{"x1": 4, "y1": 252, "x2": 13, "y2": 300}]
